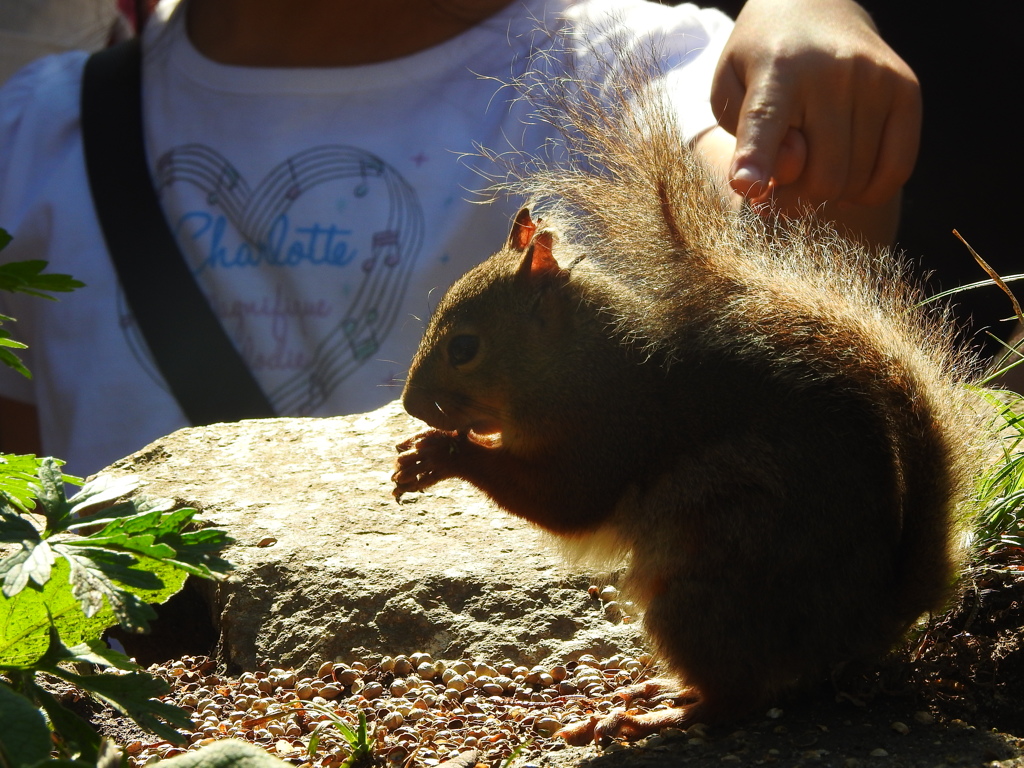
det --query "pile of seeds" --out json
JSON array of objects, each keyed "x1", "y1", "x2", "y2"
[{"x1": 129, "y1": 650, "x2": 665, "y2": 768}]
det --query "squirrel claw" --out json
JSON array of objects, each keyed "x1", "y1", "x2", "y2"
[
  {"x1": 391, "y1": 476, "x2": 414, "y2": 502},
  {"x1": 394, "y1": 434, "x2": 419, "y2": 453}
]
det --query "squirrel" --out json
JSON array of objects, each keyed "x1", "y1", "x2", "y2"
[{"x1": 391, "y1": 43, "x2": 987, "y2": 743}]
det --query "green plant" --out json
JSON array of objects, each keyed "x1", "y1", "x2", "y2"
[
  {"x1": 306, "y1": 708, "x2": 375, "y2": 768},
  {"x1": 972, "y1": 389, "x2": 1024, "y2": 558},
  {"x1": 238, "y1": 698, "x2": 378, "y2": 768},
  {"x1": 915, "y1": 233, "x2": 1024, "y2": 561},
  {"x1": 0, "y1": 228, "x2": 234, "y2": 766},
  {"x1": 1, "y1": 461, "x2": 234, "y2": 765},
  {"x1": 0, "y1": 227, "x2": 83, "y2": 378}
]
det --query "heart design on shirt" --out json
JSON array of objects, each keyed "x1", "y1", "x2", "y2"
[{"x1": 143, "y1": 144, "x2": 424, "y2": 414}]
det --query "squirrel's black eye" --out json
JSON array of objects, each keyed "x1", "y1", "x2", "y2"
[{"x1": 448, "y1": 334, "x2": 480, "y2": 368}]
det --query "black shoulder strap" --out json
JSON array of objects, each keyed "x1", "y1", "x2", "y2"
[{"x1": 81, "y1": 38, "x2": 275, "y2": 425}]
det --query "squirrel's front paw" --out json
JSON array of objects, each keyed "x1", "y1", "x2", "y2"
[{"x1": 392, "y1": 429, "x2": 461, "y2": 500}]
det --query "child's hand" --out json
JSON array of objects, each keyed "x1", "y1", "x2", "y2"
[{"x1": 711, "y1": 0, "x2": 921, "y2": 212}]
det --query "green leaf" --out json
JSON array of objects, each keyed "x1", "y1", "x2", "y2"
[
  {"x1": 0, "y1": 542, "x2": 187, "y2": 666},
  {"x1": 64, "y1": 639, "x2": 139, "y2": 671},
  {"x1": 169, "y1": 528, "x2": 235, "y2": 579},
  {"x1": 0, "y1": 346, "x2": 30, "y2": 378},
  {"x1": 8, "y1": 635, "x2": 120, "y2": 763},
  {"x1": 0, "y1": 509, "x2": 40, "y2": 543},
  {"x1": 67, "y1": 474, "x2": 142, "y2": 518},
  {"x1": 31, "y1": 457, "x2": 72, "y2": 532},
  {"x1": 73, "y1": 505, "x2": 191, "y2": 556},
  {"x1": 0, "y1": 679, "x2": 52, "y2": 768},
  {"x1": 63, "y1": 545, "x2": 189, "y2": 631},
  {"x1": 47, "y1": 667, "x2": 190, "y2": 745},
  {"x1": 27, "y1": 678, "x2": 101, "y2": 762},
  {"x1": 1, "y1": 464, "x2": 227, "y2": 663},
  {"x1": 0, "y1": 259, "x2": 84, "y2": 298},
  {"x1": 0, "y1": 454, "x2": 66, "y2": 513},
  {"x1": 71, "y1": 503, "x2": 234, "y2": 580},
  {"x1": 65, "y1": 501, "x2": 153, "y2": 533},
  {"x1": 72, "y1": 532, "x2": 177, "y2": 561},
  {"x1": 0, "y1": 539, "x2": 54, "y2": 597},
  {"x1": 53, "y1": 546, "x2": 161, "y2": 632},
  {"x1": 0, "y1": 246, "x2": 83, "y2": 377},
  {"x1": 37, "y1": 627, "x2": 138, "y2": 672},
  {"x1": 0, "y1": 558, "x2": 115, "y2": 667}
]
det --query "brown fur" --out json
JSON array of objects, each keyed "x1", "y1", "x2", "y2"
[{"x1": 392, "y1": 48, "x2": 987, "y2": 741}]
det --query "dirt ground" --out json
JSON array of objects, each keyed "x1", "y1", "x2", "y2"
[
  {"x1": 912, "y1": 554, "x2": 1024, "y2": 735},
  {"x1": 72, "y1": 551, "x2": 1024, "y2": 768}
]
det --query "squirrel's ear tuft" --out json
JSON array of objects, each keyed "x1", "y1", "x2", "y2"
[
  {"x1": 509, "y1": 208, "x2": 537, "y2": 251},
  {"x1": 516, "y1": 232, "x2": 565, "y2": 284}
]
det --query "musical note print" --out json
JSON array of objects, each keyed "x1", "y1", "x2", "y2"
[
  {"x1": 354, "y1": 158, "x2": 383, "y2": 198},
  {"x1": 374, "y1": 230, "x2": 401, "y2": 268},
  {"x1": 207, "y1": 165, "x2": 240, "y2": 205}
]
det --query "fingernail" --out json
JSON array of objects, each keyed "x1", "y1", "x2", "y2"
[{"x1": 731, "y1": 163, "x2": 765, "y2": 186}]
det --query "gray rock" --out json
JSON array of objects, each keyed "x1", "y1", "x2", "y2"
[{"x1": 102, "y1": 400, "x2": 646, "y2": 675}]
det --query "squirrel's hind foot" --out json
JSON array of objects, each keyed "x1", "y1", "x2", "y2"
[
  {"x1": 555, "y1": 679, "x2": 701, "y2": 745},
  {"x1": 556, "y1": 704, "x2": 699, "y2": 745}
]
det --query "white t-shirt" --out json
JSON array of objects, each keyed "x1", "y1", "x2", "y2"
[{"x1": 0, "y1": 0, "x2": 731, "y2": 476}]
